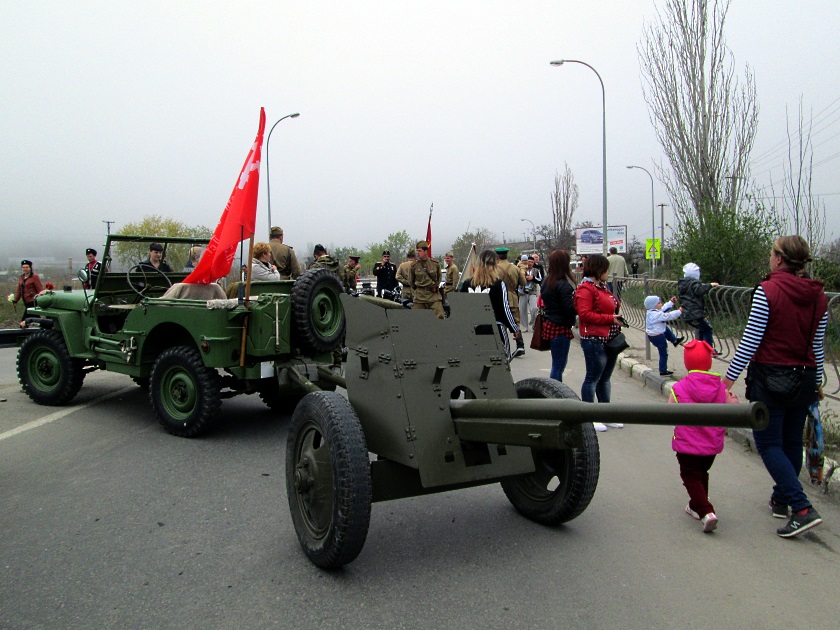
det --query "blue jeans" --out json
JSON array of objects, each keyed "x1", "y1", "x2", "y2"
[
  {"x1": 647, "y1": 333, "x2": 669, "y2": 373},
  {"x1": 664, "y1": 327, "x2": 678, "y2": 344},
  {"x1": 689, "y1": 317, "x2": 714, "y2": 347},
  {"x1": 749, "y1": 366, "x2": 818, "y2": 511},
  {"x1": 580, "y1": 338, "x2": 618, "y2": 403},
  {"x1": 549, "y1": 334, "x2": 572, "y2": 381}
]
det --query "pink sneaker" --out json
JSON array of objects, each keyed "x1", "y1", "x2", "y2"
[
  {"x1": 685, "y1": 504, "x2": 700, "y2": 520},
  {"x1": 701, "y1": 512, "x2": 718, "y2": 533}
]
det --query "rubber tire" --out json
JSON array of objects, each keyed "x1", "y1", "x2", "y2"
[
  {"x1": 258, "y1": 379, "x2": 303, "y2": 412},
  {"x1": 500, "y1": 378, "x2": 600, "y2": 525},
  {"x1": 291, "y1": 269, "x2": 346, "y2": 355},
  {"x1": 149, "y1": 346, "x2": 220, "y2": 437},
  {"x1": 17, "y1": 329, "x2": 84, "y2": 406},
  {"x1": 131, "y1": 376, "x2": 150, "y2": 390},
  {"x1": 286, "y1": 391, "x2": 371, "y2": 569}
]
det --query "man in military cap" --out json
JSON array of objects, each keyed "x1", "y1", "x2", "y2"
[
  {"x1": 341, "y1": 255, "x2": 361, "y2": 293},
  {"x1": 443, "y1": 251, "x2": 460, "y2": 296},
  {"x1": 495, "y1": 247, "x2": 526, "y2": 357},
  {"x1": 395, "y1": 249, "x2": 416, "y2": 303},
  {"x1": 83, "y1": 248, "x2": 101, "y2": 289},
  {"x1": 409, "y1": 241, "x2": 444, "y2": 319},
  {"x1": 372, "y1": 250, "x2": 398, "y2": 297},
  {"x1": 268, "y1": 226, "x2": 301, "y2": 280},
  {"x1": 140, "y1": 243, "x2": 172, "y2": 273},
  {"x1": 308, "y1": 244, "x2": 340, "y2": 273}
]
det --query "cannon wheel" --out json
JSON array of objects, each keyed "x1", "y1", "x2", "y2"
[
  {"x1": 17, "y1": 330, "x2": 85, "y2": 406},
  {"x1": 286, "y1": 391, "x2": 371, "y2": 569},
  {"x1": 500, "y1": 378, "x2": 600, "y2": 525},
  {"x1": 149, "y1": 346, "x2": 220, "y2": 437},
  {"x1": 290, "y1": 269, "x2": 346, "y2": 355}
]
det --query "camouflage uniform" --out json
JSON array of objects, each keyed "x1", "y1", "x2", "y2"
[
  {"x1": 341, "y1": 263, "x2": 359, "y2": 293},
  {"x1": 409, "y1": 257, "x2": 444, "y2": 319},
  {"x1": 269, "y1": 241, "x2": 301, "y2": 279},
  {"x1": 396, "y1": 259, "x2": 414, "y2": 301},
  {"x1": 308, "y1": 254, "x2": 340, "y2": 273}
]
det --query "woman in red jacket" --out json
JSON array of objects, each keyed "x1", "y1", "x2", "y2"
[
  {"x1": 573, "y1": 254, "x2": 625, "y2": 432},
  {"x1": 13, "y1": 259, "x2": 43, "y2": 325}
]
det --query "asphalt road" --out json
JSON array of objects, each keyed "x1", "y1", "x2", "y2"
[{"x1": 2, "y1": 342, "x2": 839, "y2": 629}]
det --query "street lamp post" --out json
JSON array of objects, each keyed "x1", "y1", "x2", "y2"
[
  {"x1": 265, "y1": 112, "x2": 300, "y2": 233},
  {"x1": 521, "y1": 218, "x2": 536, "y2": 253},
  {"x1": 551, "y1": 59, "x2": 607, "y2": 256},
  {"x1": 626, "y1": 165, "x2": 656, "y2": 273}
]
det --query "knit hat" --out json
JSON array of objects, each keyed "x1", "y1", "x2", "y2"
[
  {"x1": 644, "y1": 295, "x2": 661, "y2": 309},
  {"x1": 682, "y1": 262, "x2": 700, "y2": 279},
  {"x1": 683, "y1": 339, "x2": 713, "y2": 371},
  {"x1": 521, "y1": 255, "x2": 529, "y2": 261}
]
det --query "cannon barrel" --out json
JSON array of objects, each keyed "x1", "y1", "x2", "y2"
[{"x1": 449, "y1": 399, "x2": 768, "y2": 450}]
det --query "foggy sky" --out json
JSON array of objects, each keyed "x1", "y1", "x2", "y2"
[{"x1": 2, "y1": 0, "x2": 838, "y2": 266}]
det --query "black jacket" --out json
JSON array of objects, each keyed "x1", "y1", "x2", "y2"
[
  {"x1": 677, "y1": 276, "x2": 712, "y2": 321},
  {"x1": 541, "y1": 279, "x2": 576, "y2": 327}
]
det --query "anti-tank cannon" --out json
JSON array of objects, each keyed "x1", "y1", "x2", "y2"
[{"x1": 285, "y1": 292, "x2": 767, "y2": 569}]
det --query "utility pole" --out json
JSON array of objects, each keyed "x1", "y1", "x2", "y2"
[
  {"x1": 658, "y1": 204, "x2": 667, "y2": 262},
  {"x1": 103, "y1": 220, "x2": 115, "y2": 235}
]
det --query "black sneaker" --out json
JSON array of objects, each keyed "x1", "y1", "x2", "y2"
[
  {"x1": 660, "y1": 370, "x2": 674, "y2": 376},
  {"x1": 511, "y1": 347, "x2": 525, "y2": 359},
  {"x1": 672, "y1": 336, "x2": 685, "y2": 347},
  {"x1": 768, "y1": 499, "x2": 788, "y2": 519},
  {"x1": 777, "y1": 507, "x2": 823, "y2": 538}
]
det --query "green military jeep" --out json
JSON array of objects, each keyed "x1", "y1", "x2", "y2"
[{"x1": 16, "y1": 235, "x2": 344, "y2": 437}]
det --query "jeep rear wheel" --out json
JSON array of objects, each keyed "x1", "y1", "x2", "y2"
[
  {"x1": 150, "y1": 346, "x2": 220, "y2": 437},
  {"x1": 291, "y1": 269, "x2": 346, "y2": 355},
  {"x1": 17, "y1": 329, "x2": 84, "y2": 405}
]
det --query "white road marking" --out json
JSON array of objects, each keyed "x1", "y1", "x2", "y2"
[{"x1": 0, "y1": 386, "x2": 135, "y2": 442}]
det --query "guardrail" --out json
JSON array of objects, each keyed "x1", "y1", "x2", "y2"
[
  {"x1": 613, "y1": 275, "x2": 840, "y2": 397},
  {"x1": 0, "y1": 328, "x2": 31, "y2": 349}
]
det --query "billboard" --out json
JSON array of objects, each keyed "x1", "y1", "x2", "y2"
[{"x1": 575, "y1": 225, "x2": 628, "y2": 254}]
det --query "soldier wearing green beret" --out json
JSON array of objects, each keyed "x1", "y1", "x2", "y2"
[{"x1": 409, "y1": 241, "x2": 444, "y2": 319}]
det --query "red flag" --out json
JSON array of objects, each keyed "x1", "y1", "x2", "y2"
[
  {"x1": 426, "y1": 203, "x2": 433, "y2": 257},
  {"x1": 185, "y1": 108, "x2": 266, "y2": 284}
]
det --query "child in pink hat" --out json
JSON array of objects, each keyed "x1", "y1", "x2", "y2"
[{"x1": 668, "y1": 339, "x2": 739, "y2": 532}]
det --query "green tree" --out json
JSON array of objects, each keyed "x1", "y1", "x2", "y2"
[
  {"x1": 115, "y1": 215, "x2": 212, "y2": 270},
  {"x1": 449, "y1": 227, "x2": 498, "y2": 267}
]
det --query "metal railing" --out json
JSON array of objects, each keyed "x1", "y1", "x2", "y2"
[{"x1": 612, "y1": 275, "x2": 840, "y2": 397}]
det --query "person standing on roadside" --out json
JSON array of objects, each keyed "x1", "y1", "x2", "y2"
[
  {"x1": 396, "y1": 249, "x2": 416, "y2": 303},
  {"x1": 83, "y1": 248, "x2": 101, "y2": 289},
  {"x1": 677, "y1": 262, "x2": 719, "y2": 351},
  {"x1": 540, "y1": 250, "x2": 576, "y2": 382},
  {"x1": 722, "y1": 235, "x2": 828, "y2": 538},
  {"x1": 606, "y1": 247, "x2": 627, "y2": 297},
  {"x1": 409, "y1": 241, "x2": 444, "y2": 319},
  {"x1": 496, "y1": 247, "x2": 526, "y2": 358},
  {"x1": 14, "y1": 259, "x2": 43, "y2": 326},
  {"x1": 574, "y1": 253, "x2": 624, "y2": 432},
  {"x1": 372, "y1": 250, "x2": 398, "y2": 297}
]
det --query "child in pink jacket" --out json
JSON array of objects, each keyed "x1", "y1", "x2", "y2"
[{"x1": 668, "y1": 340, "x2": 739, "y2": 532}]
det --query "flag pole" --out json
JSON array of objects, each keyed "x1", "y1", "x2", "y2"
[{"x1": 239, "y1": 229, "x2": 255, "y2": 367}]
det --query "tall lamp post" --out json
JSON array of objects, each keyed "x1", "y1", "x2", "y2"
[
  {"x1": 626, "y1": 165, "x2": 656, "y2": 273},
  {"x1": 551, "y1": 59, "x2": 607, "y2": 256},
  {"x1": 265, "y1": 112, "x2": 300, "y2": 233},
  {"x1": 521, "y1": 218, "x2": 536, "y2": 253}
]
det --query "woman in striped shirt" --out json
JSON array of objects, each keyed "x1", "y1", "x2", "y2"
[{"x1": 723, "y1": 235, "x2": 828, "y2": 538}]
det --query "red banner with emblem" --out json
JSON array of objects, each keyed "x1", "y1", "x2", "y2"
[{"x1": 184, "y1": 108, "x2": 266, "y2": 284}]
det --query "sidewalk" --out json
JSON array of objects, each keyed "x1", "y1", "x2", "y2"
[{"x1": 615, "y1": 324, "x2": 838, "y2": 502}]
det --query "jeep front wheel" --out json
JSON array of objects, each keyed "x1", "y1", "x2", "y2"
[
  {"x1": 17, "y1": 329, "x2": 84, "y2": 405},
  {"x1": 150, "y1": 346, "x2": 220, "y2": 437}
]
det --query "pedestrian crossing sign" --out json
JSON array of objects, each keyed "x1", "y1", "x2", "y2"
[{"x1": 645, "y1": 238, "x2": 661, "y2": 260}]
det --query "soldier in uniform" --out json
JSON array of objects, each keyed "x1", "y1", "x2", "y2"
[
  {"x1": 268, "y1": 226, "x2": 302, "y2": 280},
  {"x1": 395, "y1": 249, "x2": 415, "y2": 303},
  {"x1": 341, "y1": 255, "x2": 360, "y2": 293},
  {"x1": 372, "y1": 250, "x2": 398, "y2": 297},
  {"x1": 443, "y1": 251, "x2": 460, "y2": 295},
  {"x1": 495, "y1": 247, "x2": 526, "y2": 357},
  {"x1": 409, "y1": 241, "x2": 444, "y2": 319}
]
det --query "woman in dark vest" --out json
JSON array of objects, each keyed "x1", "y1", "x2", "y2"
[{"x1": 723, "y1": 235, "x2": 828, "y2": 538}]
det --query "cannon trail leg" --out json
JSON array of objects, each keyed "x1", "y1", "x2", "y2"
[
  {"x1": 500, "y1": 378, "x2": 600, "y2": 525},
  {"x1": 286, "y1": 392, "x2": 372, "y2": 569}
]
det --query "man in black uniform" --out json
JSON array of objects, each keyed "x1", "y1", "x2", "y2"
[
  {"x1": 83, "y1": 248, "x2": 102, "y2": 289},
  {"x1": 372, "y1": 250, "x2": 398, "y2": 297}
]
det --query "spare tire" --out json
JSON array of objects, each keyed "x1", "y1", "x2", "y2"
[{"x1": 291, "y1": 269, "x2": 346, "y2": 355}]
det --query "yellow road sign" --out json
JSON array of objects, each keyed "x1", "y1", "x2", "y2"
[{"x1": 645, "y1": 238, "x2": 661, "y2": 260}]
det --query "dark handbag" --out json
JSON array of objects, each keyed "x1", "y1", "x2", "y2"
[
  {"x1": 758, "y1": 364, "x2": 805, "y2": 398},
  {"x1": 530, "y1": 313, "x2": 551, "y2": 351},
  {"x1": 604, "y1": 332, "x2": 629, "y2": 355}
]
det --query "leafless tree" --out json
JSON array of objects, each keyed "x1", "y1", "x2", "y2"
[
  {"x1": 551, "y1": 163, "x2": 579, "y2": 244},
  {"x1": 638, "y1": 0, "x2": 758, "y2": 229},
  {"x1": 770, "y1": 98, "x2": 826, "y2": 250}
]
